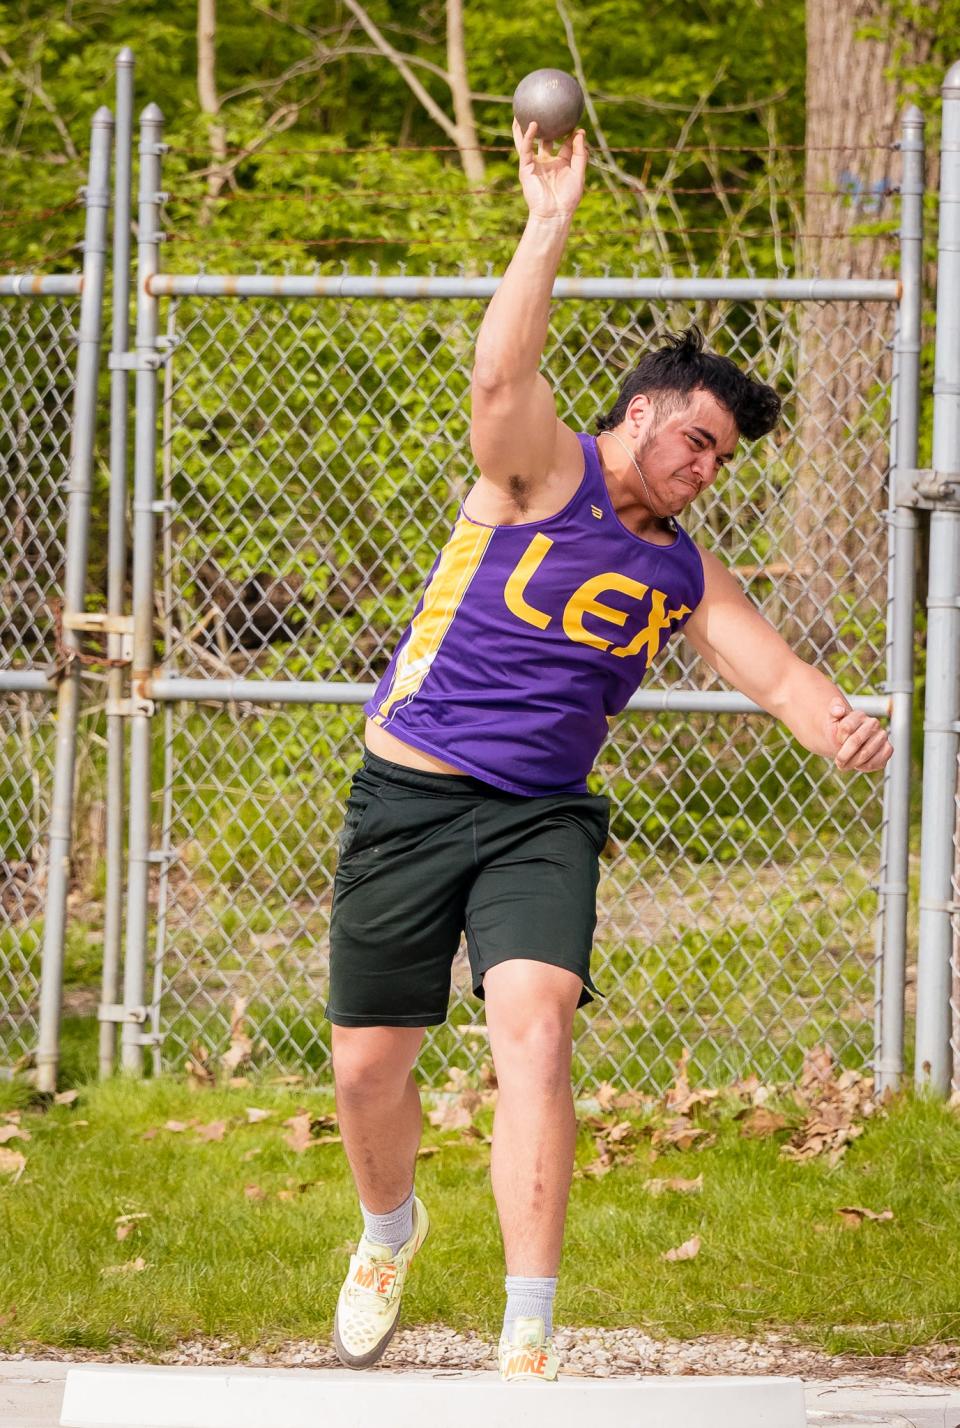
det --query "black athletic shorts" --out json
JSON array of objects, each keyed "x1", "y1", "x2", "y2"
[{"x1": 325, "y1": 751, "x2": 610, "y2": 1027}]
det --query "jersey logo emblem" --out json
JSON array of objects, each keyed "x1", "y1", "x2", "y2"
[{"x1": 590, "y1": 504, "x2": 603, "y2": 519}]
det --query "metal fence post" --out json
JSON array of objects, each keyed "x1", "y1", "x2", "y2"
[
  {"x1": 915, "y1": 62, "x2": 960, "y2": 1094},
  {"x1": 877, "y1": 104, "x2": 925, "y2": 1093},
  {"x1": 121, "y1": 103, "x2": 164, "y2": 1075},
  {"x1": 35, "y1": 107, "x2": 114, "y2": 1093},
  {"x1": 100, "y1": 48, "x2": 135, "y2": 1078}
]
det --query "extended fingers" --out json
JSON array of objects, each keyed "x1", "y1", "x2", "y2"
[{"x1": 513, "y1": 117, "x2": 539, "y2": 161}]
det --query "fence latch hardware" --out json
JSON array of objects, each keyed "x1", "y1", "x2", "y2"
[
  {"x1": 63, "y1": 611, "x2": 134, "y2": 663},
  {"x1": 98, "y1": 1003, "x2": 148, "y2": 1025},
  {"x1": 62, "y1": 612, "x2": 133, "y2": 636},
  {"x1": 896, "y1": 469, "x2": 960, "y2": 510},
  {"x1": 106, "y1": 694, "x2": 155, "y2": 717},
  {"x1": 109, "y1": 350, "x2": 169, "y2": 372}
]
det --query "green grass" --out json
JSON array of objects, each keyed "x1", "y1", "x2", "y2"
[{"x1": 0, "y1": 1076, "x2": 958, "y2": 1358}]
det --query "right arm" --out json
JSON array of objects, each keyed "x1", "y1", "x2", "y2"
[{"x1": 469, "y1": 121, "x2": 588, "y2": 514}]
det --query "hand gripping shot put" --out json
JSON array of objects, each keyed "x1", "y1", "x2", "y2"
[{"x1": 326, "y1": 89, "x2": 894, "y2": 1383}]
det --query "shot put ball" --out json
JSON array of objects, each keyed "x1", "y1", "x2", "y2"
[{"x1": 512, "y1": 68, "x2": 585, "y2": 143}]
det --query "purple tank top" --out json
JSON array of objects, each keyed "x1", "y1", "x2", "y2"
[{"x1": 366, "y1": 432, "x2": 705, "y2": 796}]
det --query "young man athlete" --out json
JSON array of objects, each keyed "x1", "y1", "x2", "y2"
[{"x1": 326, "y1": 121, "x2": 894, "y2": 1381}]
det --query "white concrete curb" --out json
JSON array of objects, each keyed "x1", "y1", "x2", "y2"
[{"x1": 58, "y1": 1364, "x2": 807, "y2": 1428}]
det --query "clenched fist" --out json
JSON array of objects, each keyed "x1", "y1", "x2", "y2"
[{"x1": 828, "y1": 700, "x2": 893, "y2": 772}]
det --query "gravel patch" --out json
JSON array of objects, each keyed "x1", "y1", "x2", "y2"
[{"x1": 2, "y1": 1329, "x2": 958, "y2": 1384}]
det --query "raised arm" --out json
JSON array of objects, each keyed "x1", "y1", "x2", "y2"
[
  {"x1": 468, "y1": 120, "x2": 588, "y2": 519},
  {"x1": 684, "y1": 545, "x2": 893, "y2": 773}
]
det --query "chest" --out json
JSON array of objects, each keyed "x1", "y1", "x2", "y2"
[{"x1": 484, "y1": 525, "x2": 696, "y2": 663}]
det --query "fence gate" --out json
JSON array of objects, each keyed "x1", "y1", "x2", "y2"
[
  {"x1": 0, "y1": 108, "x2": 113, "y2": 1088},
  {"x1": 97, "y1": 100, "x2": 923, "y2": 1094}
]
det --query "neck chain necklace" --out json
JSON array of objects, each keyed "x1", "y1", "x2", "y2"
[{"x1": 601, "y1": 429, "x2": 671, "y2": 522}]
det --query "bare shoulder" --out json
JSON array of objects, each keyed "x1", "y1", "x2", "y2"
[
  {"x1": 464, "y1": 419, "x2": 585, "y2": 525},
  {"x1": 691, "y1": 542, "x2": 743, "y2": 600}
]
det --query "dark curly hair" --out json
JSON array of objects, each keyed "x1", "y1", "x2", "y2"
[{"x1": 595, "y1": 326, "x2": 781, "y2": 442}]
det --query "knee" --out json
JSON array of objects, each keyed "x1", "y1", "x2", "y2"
[
  {"x1": 332, "y1": 1027, "x2": 422, "y2": 1100},
  {"x1": 491, "y1": 1011, "x2": 574, "y2": 1090}
]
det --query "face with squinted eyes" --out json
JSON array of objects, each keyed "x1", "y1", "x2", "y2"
[{"x1": 621, "y1": 388, "x2": 740, "y2": 514}]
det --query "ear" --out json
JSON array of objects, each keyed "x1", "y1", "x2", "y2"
[{"x1": 623, "y1": 392, "x2": 652, "y2": 437}]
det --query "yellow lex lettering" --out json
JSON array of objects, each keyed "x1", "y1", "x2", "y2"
[
  {"x1": 503, "y1": 532, "x2": 553, "y2": 630},
  {"x1": 562, "y1": 572, "x2": 648, "y2": 651},
  {"x1": 502, "y1": 534, "x2": 690, "y2": 662}
]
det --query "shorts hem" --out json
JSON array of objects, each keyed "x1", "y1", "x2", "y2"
[
  {"x1": 324, "y1": 1006, "x2": 448, "y2": 1028},
  {"x1": 471, "y1": 949, "x2": 600, "y2": 1007}
]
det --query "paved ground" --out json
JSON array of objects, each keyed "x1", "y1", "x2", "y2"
[{"x1": 3, "y1": 1358, "x2": 960, "y2": 1428}]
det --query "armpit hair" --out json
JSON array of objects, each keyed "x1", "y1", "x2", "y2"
[{"x1": 508, "y1": 474, "x2": 530, "y2": 514}]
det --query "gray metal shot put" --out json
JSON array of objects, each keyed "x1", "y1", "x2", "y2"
[{"x1": 512, "y1": 68, "x2": 585, "y2": 143}]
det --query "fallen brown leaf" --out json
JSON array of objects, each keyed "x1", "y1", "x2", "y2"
[
  {"x1": 664, "y1": 1050, "x2": 721, "y2": 1117},
  {"x1": 245, "y1": 1108, "x2": 271, "y2": 1124},
  {"x1": 163, "y1": 1120, "x2": 192, "y2": 1133},
  {"x1": 428, "y1": 1099, "x2": 475, "y2": 1132},
  {"x1": 241, "y1": 1148, "x2": 261, "y2": 1163},
  {"x1": 738, "y1": 1107, "x2": 788, "y2": 1139},
  {"x1": 663, "y1": 1233, "x2": 701, "y2": 1262},
  {"x1": 645, "y1": 1175, "x2": 703, "y2": 1196},
  {"x1": 53, "y1": 1089, "x2": 79, "y2": 1106},
  {"x1": 0, "y1": 1111, "x2": 20, "y2": 1123},
  {"x1": 101, "y1": 1257, "x2": 148, "y2": 1276},
  {"x1": 416, "y1": 1146, "x2": 439, "y2": 1158},
  {"x1": 195, "y1": 1120, "x2": 228, "y2": 1143},
  {"x1": 0, "y1": 1125, "x2": 30, "y2": 1145},
  {"x1": 244, "y1": 1184, "x2": 267, "y2": 1201},
  {"x1": 141, "y1": 1128, "x2": 159, "y2": 1141},
  {"x1": 222, "y1": 997, "x2": 253, "y2": 1074},
  {"x1": 114, "y1": 1212, "x2": 149, "y2": 1242},
  {"x1": 186, "y1": 1043, "x2": 215, "y2": 1089},
  {"x1": 577, "y1": 1157, "x2": 612, "y2": 1180},
  {"x1": 0, "y1": 1148, "x2": 26, "y2": 1180},
  {"x1": 652, "y1": 1119, "x2": 714, "y2": 1152},
  {"x1": 595, "y1": 1082, "x2": 618, "y2": 1111},
  {"x1": 836, "y1": 1205, "x2": 895, "y2": 1228},
  {"x1": 282, "y1": 1111, "x2": 339, "y2": 1152}
]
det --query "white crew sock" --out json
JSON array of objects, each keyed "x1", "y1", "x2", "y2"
[
  {"x1": 503, "y1": 1274, "x2": 558, "y2": 1339},
  {"x1": 359, "y1": 1186, "x2": 415, "y2": 1255}
]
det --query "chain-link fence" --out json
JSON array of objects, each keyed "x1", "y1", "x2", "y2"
[
  {"x1": 138, "y1": 285, "x2": 900, "y2": 1090},
  {"x1": 13, "y1": 77, "x2": 960, "y2": 1096},
  {"x1": 0, "y1": 288, "x2": 81, "y2": 1071}
]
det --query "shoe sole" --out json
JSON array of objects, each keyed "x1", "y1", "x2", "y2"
[
  {"x1": 333, "y1": 1309, "x2": 400, "y2": 1370},
  {"x1": 332, "y1": 1204, "x2": 429, "y2": 1370}
]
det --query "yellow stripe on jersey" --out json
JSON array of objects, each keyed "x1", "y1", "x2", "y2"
[{"x1": 376, "y1": 515, "x2": 494, "y2": 721}]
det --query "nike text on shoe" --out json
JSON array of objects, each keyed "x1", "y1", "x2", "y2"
[
  {"x1": 498, "y1": 1315, "x2": 560, "y2": 1383},
  {"x1": 333, "y1": 1197, "x2": 429, "y2": 1369}
]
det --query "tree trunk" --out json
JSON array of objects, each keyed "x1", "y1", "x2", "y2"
[
  {"x1": 774, "y1": 2, "x2": 931, "y2": 660},
  {"x1": 197, "y1": 0, "x2": 227, "y2": 218},
  {"x1": 446, "y1": 0, "x2": 485, "y2": 184}
]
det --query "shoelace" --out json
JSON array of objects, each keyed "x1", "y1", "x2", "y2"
[{"x1": 346, "y1": 1254, "x2": 401, "y2": 1304}]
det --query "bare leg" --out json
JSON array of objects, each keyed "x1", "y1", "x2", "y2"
[
  {"x1": 332, "y1": 1024, "x2": 425, "y2": 1212},
  {"x1": 483, "y1": 960, "x2": 582, "y2": 1274}
]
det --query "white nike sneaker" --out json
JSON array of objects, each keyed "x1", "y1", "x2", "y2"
[
  {"x1": 333, "y1": 1197, "x2": 429, "y2": 1369},
  {"x1": 498, "y1": 1315, "x2": 560, "y2": 1382}
]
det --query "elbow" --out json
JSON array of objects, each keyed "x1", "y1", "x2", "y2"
[{"x1": 471, "y1": 362, "x2": 510, "y2": 396}]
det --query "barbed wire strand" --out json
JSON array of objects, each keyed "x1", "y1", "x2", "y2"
[
  {"x1": 169, "y1": 141, "x2": 896, "y2": 158},
  {"x1": 164, "y1": 225, "x2": 897, "y2": 250},
  {"x1": 0, "y1": 199, "x2": 82, "y2": 225},
  {"x1": 163, "y1": 185, "x2": 902, "y2": 204}
]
